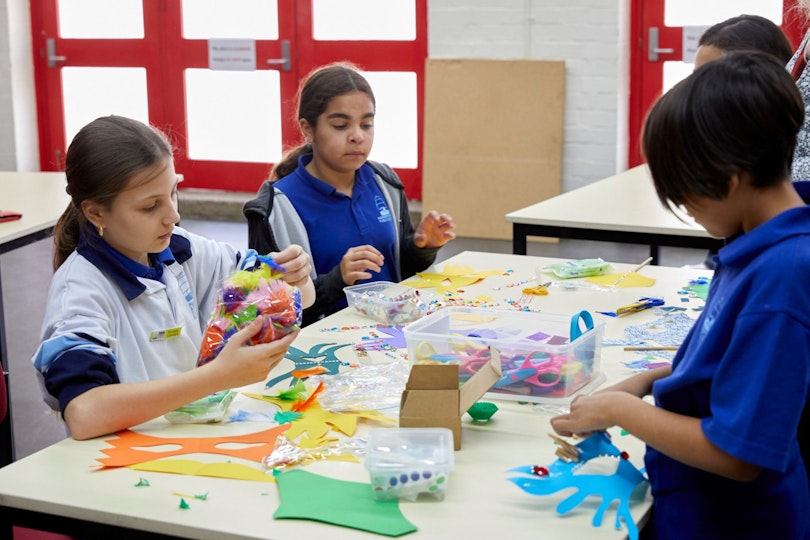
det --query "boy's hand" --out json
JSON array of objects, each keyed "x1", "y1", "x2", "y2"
[
  {"x1": 414, "y1": 210, "x2": 456, "y2": 248},
  {"x1": 340, "y1": 245, "x2": 384, "y2": 285}
]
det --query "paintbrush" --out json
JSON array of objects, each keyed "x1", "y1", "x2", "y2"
[{"x1": 610, "y1": 256, "x2": 653, "y2": 287}]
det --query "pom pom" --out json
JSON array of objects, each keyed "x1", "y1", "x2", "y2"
[{"x1": 196, "y1": 262, "x2": 303, "y2": 366}]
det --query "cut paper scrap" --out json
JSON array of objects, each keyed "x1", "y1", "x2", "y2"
[
  {"x1": 603, "y1": 311, "x2": 695, "y2": 349},
  {"x1": 96, "y1": 425, "x2": 289, "y2": 467},
  {"x1": 243, "y1": 391, "x2": 394, "y2": 444},
  {"x1": 130, "y1": 459, "x2": 277, "y2": 482},
  {"x1": 265, "y1": 342, "x2": 351, "y2": 389},
  {"x1": 507, "y1": 432, "x2": 648, "y2": 540},
  {"x1": 274, "y1": 469, "x2": 417, "y2": 537},
  {"x1": 585, "y1": 272, "x2": 656, "y2": 288},
  {"x1": 680, "y1": 277, "x2": 711, "y2": 301},
  {"x1": 406, "y1": 263, "x2": 504, "y2": 294}
]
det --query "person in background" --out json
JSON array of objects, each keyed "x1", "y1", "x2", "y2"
[
  {"x1": 244, "y1": 62, "x2": 456, "y2": 325},
  {"x1": 552, "y1": 53, "x2": 810, "y2": 539},
  {"x1": 34, "y1": 115, "x2": 315, "y2": 441},
  {"x1": 787, "y1": 1, "x2": 810, "y2": 200},
  {"x1": 691, "y1": 14, "x2": 794, "y2": 269},
  {"x1": 694, "y1": 14, "x2": 793, "y2": 68}
]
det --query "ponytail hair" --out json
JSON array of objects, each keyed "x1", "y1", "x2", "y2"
[
  {"x1": 53, "y1": 115, "x2": 173, "y2": 270},
  {"x1": 270, "y1": 62, "x2": 375, "y2": 181}
]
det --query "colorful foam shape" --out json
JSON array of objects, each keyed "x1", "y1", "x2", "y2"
[
  {"x1": 506, "y1": 432, "x2": 648, "y2": 540},
  {"x1": 274, "y1": 469, "x2": 417, "y2": 537}
]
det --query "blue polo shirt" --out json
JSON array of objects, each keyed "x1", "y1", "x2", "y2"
[
  {"x1": 274, "y1": 155, "x2": 397, "y2": 307},
  {"x1": 645, "y1": 206, "x2": 810, "y2": 539}
]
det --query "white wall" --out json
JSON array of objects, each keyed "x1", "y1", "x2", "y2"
[
  {"x1": 0, "y1": 0, "x2": 628, "y2": 192},
  {"x1": 428, "y1": 0, "x2": 628, "y2": 191}
]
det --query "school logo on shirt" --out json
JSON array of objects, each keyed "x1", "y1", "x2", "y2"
[{"x1": 375, "y1": 195, "x2": 392, "y2": 224}]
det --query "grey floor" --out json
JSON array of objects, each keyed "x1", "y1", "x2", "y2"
[{"x1": 2, "y1": 218, "x2": 708, "y2": 460}]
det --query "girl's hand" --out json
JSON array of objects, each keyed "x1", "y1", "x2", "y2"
[
  {"x1": 207, "y1": 318, "x2": 299, "y2": 388},
  {"x1": 340, "y1": 245, "x2": 384, "y2": 285},
  {"x1": 269, "y1": 245, "x2": 315, "y2": 307},
  {"x1": 270, "y1": 245, "x2": 312, "y2": 288},
  {"x1": 414, "y1": 210, "x2": 456, "y2": 248}
]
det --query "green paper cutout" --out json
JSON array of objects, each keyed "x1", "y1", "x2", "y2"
[
  {"x1": 134, "y1": 477, "x2": 150, "y2": 487},
  {"x1": 274, "y1": 469, "x2": 417, "y2": 537},
  {"x1": 179, "y1": 498, "x2": 190, "y2": 509}
]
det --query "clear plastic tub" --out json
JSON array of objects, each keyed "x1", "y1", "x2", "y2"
[
  {"x1": 404, "y1": 307, "x2": 605, "y2": 404},
  {"x1": 344, "y1": 281, "x2": 426, "y2": 324},
  {"x1": 364, "y1": 427, "x2": 454, "y2": 501}
]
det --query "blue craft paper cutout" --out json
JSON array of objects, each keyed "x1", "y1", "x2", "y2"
[
  {"x1": 506, "y1": 432, "x2": 648, "y2": 540},
  {"x1": 265, "y1": 343, "x2": 351, "y2": 389}
]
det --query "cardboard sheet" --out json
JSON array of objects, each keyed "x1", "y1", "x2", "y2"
[{"x1": 422, "y1": 59, "x2": 565, "y2": 240}]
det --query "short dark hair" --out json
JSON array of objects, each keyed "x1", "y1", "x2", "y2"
[
  {"x1": 642, "y1": 51, "x2": 804, "y2": 207},
  {"x1": 699, "y1": 14, "x2": 793, "y2": 64}
]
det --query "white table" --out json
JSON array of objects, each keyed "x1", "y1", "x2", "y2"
[
  {"x1": 0, "y1": 171, "x2": 70, "y2": 468},
  {"x1": 0, "y1": 251, "x2": 711, "y2": 539},
  {"x1": 505, "y1": 165, "x2": 724, "y2": 264}
]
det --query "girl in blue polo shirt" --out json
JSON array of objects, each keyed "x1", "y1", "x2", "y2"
[
  {"x1": 246, "y1": 63, "x2": 456, "y2": 324},
  {"x1": 34, "y1": 115, "x2": 314, "y2": 441},
  {"x1": 551, "y1": 53, "x2": 810, "y2": 539}
]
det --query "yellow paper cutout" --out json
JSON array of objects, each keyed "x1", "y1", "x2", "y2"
[
  {"x1": 243, "y1": 393, "x2": 394, "y2": 441},
  {"x1": 585, "y1": 272, "x2": 656, "y2": 288},
  {"x1": 97, "y1": 425, "x2": 290, "y2": 467},
  {"x1": 130, "y1": 459, "x2": 277, "y2": 482},
  {"x1": 406, "y1": 264, "x2": 505, "y2": 293}
]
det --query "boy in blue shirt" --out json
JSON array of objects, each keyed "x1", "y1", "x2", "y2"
[{"x1": 552, "y1": 52, "x2": 810, "y2": 539}]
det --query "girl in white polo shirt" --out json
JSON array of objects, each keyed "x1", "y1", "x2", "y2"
[{"x1": 34, "y1": 115, "x2": 314, "y2": 441}]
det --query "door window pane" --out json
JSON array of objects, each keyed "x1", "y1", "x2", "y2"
[
  {"x1": 665, "y1": 0, "x2": 782, "y2": 26},
  {"x1": 61, "y1": 67, "x2": 149, "y2": 146},
  {"x1": 57, "y1": 0, "x2": 143, "y2": 39},
  {"x1": 185, "y1": 69, "x2": 281, "y2": 163},
  {"x1": 313, "y1": 0, "x2": 415, "y2": 40},
  {"x1": 362, "y1": 71, "x2": 417, "y2": 168},
  {"x1": 182, "y1": 0, "x2": 278, "y2": 39}
]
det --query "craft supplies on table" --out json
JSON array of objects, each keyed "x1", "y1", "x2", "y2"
[
  {"x1": 541, "y1": 258, "x2": 613, "y2": 279},
  {"x1": 404, "y1": 307, "x2": 606, "y2": 404},
  {"x1": 364, "y1": 427, "x2": 454, "y2": 501},
  {"x1": 344, "y1": 281, "x2": 427, "y2": 324}
]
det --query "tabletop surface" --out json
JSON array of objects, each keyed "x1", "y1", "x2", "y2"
[
  {"x1": 0, "y1": 171, "x2": 70, "y2": 247},
  {"x1": 505, "y1": 165, "x2": 711, "y2": 238},
  {"x1": 0, "y1": 251, "x2": 712, "y2": 540}
]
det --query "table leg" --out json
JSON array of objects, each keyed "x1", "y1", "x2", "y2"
[
  {"x1": 648, "y1": 245, "x2": 660, "y2": 266},
  {"x1": 0, "y1": 261, "x2": 15, "y2": 468},
  {"x1": 512, "y1": 224, "x2": 528, "y2": 255}
]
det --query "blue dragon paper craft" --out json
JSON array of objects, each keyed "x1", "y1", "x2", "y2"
[{"x1": 506, "y1": 432, "x2": 648, "y2": 540}]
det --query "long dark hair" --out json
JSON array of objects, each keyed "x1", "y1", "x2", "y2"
[
  {"x1": 270, "y1": 62, "x2": 375, "y2": 180},
  {"x1": 643, "y1": 52, "x2": 804, "y2": 208},
  {"x1": 53, "y1": 115, "x2": 173, "y2": 270}
]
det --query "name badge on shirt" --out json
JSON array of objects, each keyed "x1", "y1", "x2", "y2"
[{"x1": 150, "y1": 327, "x2": 183, "y2": 342}]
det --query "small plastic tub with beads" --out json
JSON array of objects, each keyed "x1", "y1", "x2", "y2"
[
  {"x1": 344, "y1": 281, "x2": 427, "y2": 324},
  {"x1": 364, "y1": 427, "x2": 454, "y2": 501}
]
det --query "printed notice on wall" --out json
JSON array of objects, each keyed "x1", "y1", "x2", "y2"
[
  {"x1": 208, "y1": 38, "x2": 256, "y2": 71},
  {"x1": 682, "y1": 26, "x2": 710, "y2": 65}
]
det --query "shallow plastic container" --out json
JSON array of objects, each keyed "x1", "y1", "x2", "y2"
[
  {"x1": 403, "y1": 307, "x2": 605, "y2": 404},
  {"x1": 344, "y1": 281, "x2": 426, "y2": 324},
  {"x1": 364, "y1": 427, "x2": 454, "y2": 501}
]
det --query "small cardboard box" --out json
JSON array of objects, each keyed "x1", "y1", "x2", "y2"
[{"x1": 399, "y1": 350, "x2": 502, "y2": 450}]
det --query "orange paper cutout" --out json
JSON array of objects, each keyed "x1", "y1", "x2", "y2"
[{"x1": 97, "y1": 425, "x2": 289, "y2": 468}]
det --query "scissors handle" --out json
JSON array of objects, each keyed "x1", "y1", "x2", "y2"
[{"x1": 570, "y1": 310, "x2": 594, "y2": 341}]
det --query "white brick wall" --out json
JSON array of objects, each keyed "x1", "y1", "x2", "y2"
[
  {"x1": 429, "y1": 0, "x2": 629, "y2": 192},
  {"x1": 0, "y1": 0, "x2": 629, "y2": 191}
]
